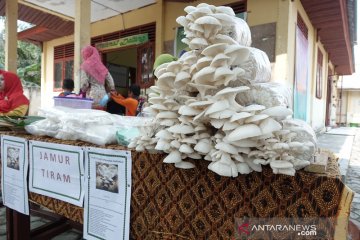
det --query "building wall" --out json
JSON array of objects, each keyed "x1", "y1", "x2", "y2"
[
  {"x1": 337, "y1": 90, "x2": 360, "y2": 125},
  {"x1": 41, "y1": 2, "x2": 163, "y2": 108},
  {"x1": 285, "y1": 0, "x2": 335, "y2": 132},
  {"x1": 40, "y1": 0, "x2": 336, "y2": 132}
]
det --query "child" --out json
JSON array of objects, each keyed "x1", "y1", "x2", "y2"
[
  {"x1": 110, "y1": 84, "x2": 140, "y2": 116},
  {"x1": 58, "y1": 78, "x2": 75, "y2": 97}
]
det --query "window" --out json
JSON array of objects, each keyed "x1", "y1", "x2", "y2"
[
  {"x1": 54, "y1": 43, "x2": 74, "y2": 91},
  {"x1": 316, "y1": 49, "x2": 323, "y2": 99}
]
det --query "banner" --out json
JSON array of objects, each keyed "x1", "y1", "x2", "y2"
[
  {"x1": 84, "y1": 147, "x2": 132, "y2": 240},
  {"x1": 96, "y1": 33, "x2": 148, "y2": 51},
  {"x1": 1, "y1": 135, "x2": 29, "y2": 215},
  {"x1": 29, "y1": 141, "x2": 84, "y2": 206}
]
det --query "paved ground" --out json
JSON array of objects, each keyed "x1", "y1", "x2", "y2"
[{"x1": 0, "y1": 127, "x2": 359, "y2": 239}]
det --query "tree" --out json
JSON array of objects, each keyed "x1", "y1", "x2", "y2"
[{"x1": 0, "y1": 16, "x2": 41, "y2": 86}]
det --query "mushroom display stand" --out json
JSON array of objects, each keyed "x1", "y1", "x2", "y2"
[
  {"x1": 131, "y1": 4, "x2": 317, "y2": 178},
  {"x1": 3, "y1": 132, "x2": 351, "y2": 239}
]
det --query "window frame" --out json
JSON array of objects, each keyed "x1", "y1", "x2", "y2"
[{"x1": 53, "y1": 56, "x2": 74, "y2": 92}]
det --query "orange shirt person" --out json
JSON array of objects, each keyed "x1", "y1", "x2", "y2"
[{"x1": 110, "y1": 84, "x2": 140, "y2": 116}]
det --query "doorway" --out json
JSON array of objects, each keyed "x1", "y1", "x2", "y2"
[{"x1": 103, "y1": 47, "x2": 137, "y2": 96}]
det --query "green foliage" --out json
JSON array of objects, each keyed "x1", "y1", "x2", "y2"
[{"x1": 0, "y1": 16, "x2": 41, "y2": 86}]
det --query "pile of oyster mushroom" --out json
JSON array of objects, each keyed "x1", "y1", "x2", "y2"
[{"x1": 128, "y1": 3, "x2": 317, "y2": 177}]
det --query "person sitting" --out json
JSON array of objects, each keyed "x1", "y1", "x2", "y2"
[
  {"x1": 110, "y1": 84, "x2": 140, "y2": 116},
  {"x1": 0, "y1": 70, "x2": 30, "y2": 116},
  {"x1": 58, "y1": 78, "x2": 75, "y2": 97}
]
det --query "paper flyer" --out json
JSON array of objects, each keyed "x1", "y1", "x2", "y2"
[
  {"x1": 1, "y1": 135, "x2": 29, "y2": 215},
  {"x1": 84, "y1": 147, "x2": 132, "y2": 240},
  {"x1": 29, "y1": 140, "x2": 84, "y2": 207}
]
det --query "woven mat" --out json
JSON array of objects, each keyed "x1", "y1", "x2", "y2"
[{"x1": 0, "y1": 133, "x2": 348, "y2": 239}]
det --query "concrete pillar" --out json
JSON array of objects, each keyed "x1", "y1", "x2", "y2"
[
  {"x1": 5, "y1": 0, "x2": 18, "y2": 72},
  {"x1": 155, "y1": 0, "x2": 164, "y2": 57},
  {"x1": 74, "y1": 0, "x2": 91, "y2": 92},
  {"x1": 273, "y1": 0, "x2": 292, "y2": 87}
]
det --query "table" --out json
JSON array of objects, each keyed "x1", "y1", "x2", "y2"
[{"x1": 1, "y1": 133, "x2": 354, "y2": 239}]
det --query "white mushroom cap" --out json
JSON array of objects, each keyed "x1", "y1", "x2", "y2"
[
  {"x1": 155, "y1": 139, "x2": 171, "y2": 151},
  {"x1": 245, "y1": 158, "x2": 262, "y2": 172},
  {"x1": 241, "y1": 104, "x2": 266, "y2": 112},
  {"x1": 272, "y1": 143, "x2": 290, "y2": 150},
  {"x1": 155, "y1": 130, "x2": 173, "y2": 140},
  {"x1": 163, "y1": 150, "x2": 182, "y2": 163},
  {"x1": 261, "y1": 106, "x2": 293, "y2": 120},
  {"x1": 208, "y1": 109, "x2": 234, "y2": 120},
  {"x1": 245, "y1": 114, "x2": 269, "y2": 124},
  {"x1": 184, "y1": 6, "x2": 197, "y2": 14},
  {"x1": 188, "y1": 83, "x2": 217, "y2": 98},
  {"x1": 224, "y1": 45, "x2": 250, "y2": 65},
  {"x1": 215, "y1": 6, "x2": 235, "y2": 16},
  {"x1": 215, "y1": 142, "x2": 238, "y2": 154},
  {"x1": 210, "y1": 53, "x2": 230, "y2": 67},
  {"x1": 189, "y1": 23, "x2": 205, "y2": 33},
  {"x1": 170, "y1": 140, "x2": 181, "y2": 148},
  {"x1": 175, "y1": 71, "x2": 191, "y2": 85},
  {"x1": 160, "y1": 119, "x2": 176, "y2": 127},
  {"x1": 176, "y1": 16, "x2": 189, "y2": 27},
  {"x1": 214, "y1": 67, "x2": 235, "y2": 85},
  {"x1": 201, "y1": 43, "x2": 228, "y2": 57},
  {"x1": 188, "y1": 100, "x2": 213, "y2": 107},
  {"x1": 209, "y1": 13, "x2": 235, "y2": 25},
  {"x1": 196, "y1": 56, "x2": 213, "y2": 70},
  {"x1": 189, "y1": 37, "x2": 209, "y2": 49},
  {"x1": 179, "y1": 144, "x2": 194, "y2": 154},
  {"x1": 211, "y1": 34, "x2": 238, "y2": 45},
  {"x1": 259, "y1": 118, "x2": 282, "y2": 134},
  {"x1": 178, "y1": 105, "x2": 202, "y2": 116},
  {"x1": 193, "y1": 66, "x2": 216, "y2": 84},
  {"x1": 175, "y1": 161, "x2": 195, "y2": 169},
  {"x1": 270, "y1": 160, "x2": 293, "y2": 169},
  {"x1": 236, "y1": 162, "x2": 252, "y2": 174},
  {"x1": 229, "y1": 139, "x2": 259, "y2": 148},
  {"x1": 194, "y1": 16, "x2": 222, "y2": 38},
  {"x1": 277, "y1": 168, "x2": 296, "y2": 176},
  {"x1": 230, "y1": 112, "x2": 252, "y2": 122},
  {"x1": 181, "y1": 138, "x2": 197, "y2": 145},
  {"x1": 210, "y1": 119, "x2": 226, "y2": 129},
  {"x1": 156, "y1": 111, "x2": 178, "y2": 119},
  {"x1": 194, "y1": 141, "x2": 212, "y2": 154},
  {"x1": 168, "y1": 124, "x2": 194, "y2": 134},
  {"x1": 222, "y1": 121, "x2": 240, "y2": 131},
  {"x1": 205, "y1": 99, "x2": 230, "y2": 115},
  {"x1": 227, "y1": 124, "x2": 262, "y2": 141},
  {"x1": 150, "y1": 104, "x2": 168, "y2": 111}
]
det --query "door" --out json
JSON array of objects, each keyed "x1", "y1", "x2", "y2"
[{"x1": 137, "y1": 42, "x2": 155, "y2": 88}]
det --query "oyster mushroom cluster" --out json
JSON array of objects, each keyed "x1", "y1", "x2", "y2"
[{"x1": 129, "y1": 3, "x2": 316, "y2": 177}]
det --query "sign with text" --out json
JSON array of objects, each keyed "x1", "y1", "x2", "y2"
[
  {"x1": 84, "y1": 147, "x2": 132, "y2": 240},
  {"x1": 1, "y1": 135, "x2": 29, "y2": 215},
  {"x1": 29, "y1": 141, "x2": 84, "y2": 206},
  {"x1": 96, "y1": 33, "x2": 148, "y2": 51}
]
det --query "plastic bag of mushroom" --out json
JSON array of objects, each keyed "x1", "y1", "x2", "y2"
[{"x1": 128, "y1": 3, "x2": 317, "y2": 177}]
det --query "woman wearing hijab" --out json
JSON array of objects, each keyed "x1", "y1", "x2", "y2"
[
  {"x1": 80, "y1": 45, "x2": 115, "y2": 109},
  {"x1": 0, "y1": 70, "x2": 29, "y2": 116}
]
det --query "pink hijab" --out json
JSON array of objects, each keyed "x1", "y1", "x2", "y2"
[{"x1": 80, "y1": 45, "x2": 108, "y2": 84}]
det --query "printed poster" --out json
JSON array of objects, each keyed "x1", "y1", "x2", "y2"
[
  {"x1": 1, "y1": 135, "x2": 29, "y2": 215},
  {"x1": 29, "y1": 141, "x2": 84, "y2": 206},
  {"x1": 84, "y1": 147, "x2": 132, "y2": 240}
]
